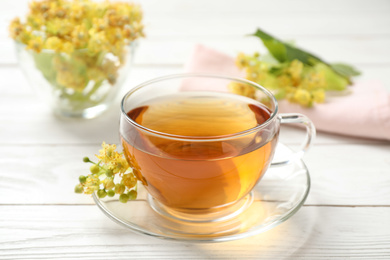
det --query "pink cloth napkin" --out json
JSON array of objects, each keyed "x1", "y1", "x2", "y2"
[{"x1": 184, "y1": 45, "x2": 390, "y2": 141}]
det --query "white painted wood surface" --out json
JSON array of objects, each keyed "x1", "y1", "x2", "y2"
[{"x1": 1, "y1": 0, "x2": 390, "y2": 258}]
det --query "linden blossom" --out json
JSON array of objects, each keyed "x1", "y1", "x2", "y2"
[
  {"x1": 75, "y1": 142, "x2": 138, "y2": 203},
  {"x1": 232, "y1": 54, "x2": 329, "y2": 107},
  {"x1": 9, "y1": 0, "x2": 144, "y2": 55},
  {"x1": 232, "y1": 28, "x2": 361, "y2": 107}
]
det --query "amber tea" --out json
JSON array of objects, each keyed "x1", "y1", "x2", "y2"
[{"x1": 121, "y1": 92, "x2": 278, "y2": 211}]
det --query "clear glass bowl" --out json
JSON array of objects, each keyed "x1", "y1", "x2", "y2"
[{"x1": 15, "y1": 41, "x2": 136, "y2": 119}]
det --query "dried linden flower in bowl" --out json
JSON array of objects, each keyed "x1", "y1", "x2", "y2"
[{"x1": 9, "y1": 0, "x2": 144, "y2": 118}]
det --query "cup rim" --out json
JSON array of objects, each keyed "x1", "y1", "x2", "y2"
[{"x1": 120, "y1": 73, "x2": 279, "y2": 141}]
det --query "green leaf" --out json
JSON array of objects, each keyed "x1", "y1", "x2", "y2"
[
  {"x1": 330, "y1": 63, "x2": 361, "y2": 78},
  {"x1": 252, "y1": 28, "x2": 324, "y2": 65},
  {"x1": 251, "y1": 28, "x2": 361, "y2": 83},
  {"x1": 252, "y1": 29, "x2": 288, "y2": 62}
]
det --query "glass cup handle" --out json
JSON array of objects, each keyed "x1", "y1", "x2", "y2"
[{"x1": 271, "y1": 113, "x2": 316, "y2": 166}]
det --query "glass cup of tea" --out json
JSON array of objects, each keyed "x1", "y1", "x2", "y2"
[{"x1": 119, "y1": 74, "x2": 315, "y2": 223}]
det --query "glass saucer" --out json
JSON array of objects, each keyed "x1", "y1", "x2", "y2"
[{"x1": 93, "y1": 143, "x2": 310, "y2": 242}]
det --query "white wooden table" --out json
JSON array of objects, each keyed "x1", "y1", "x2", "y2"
[{"x1": 1, "y1": 0, "x2": 390, "y2": 259}]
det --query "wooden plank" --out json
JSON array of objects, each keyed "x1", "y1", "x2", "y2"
[
  {"x1": 0, "y1": 143, "x2": 389, "y2": 205},
  {"x1": 0, "y1": 205, "x2": 389, "y2": 259},
  {"x1": 2, "y1": 0, "x2": 390, "y2": 17},
  {"x1": 304, "y1": 144, "x2": 390, "y2": 206},
  {"x1": 2, "y1": 0, "x2": 389, "y2": 20},
  {"x1": 141, "y1": 13, "x2": 390, "y2": 37},
  {"x1": 0, "y1": 96, "x2": 121, "y2": 145}
]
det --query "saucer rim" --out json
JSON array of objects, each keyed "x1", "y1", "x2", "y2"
[{"x1": 92, "y1": 143, "x2": 311, "y2": 242}]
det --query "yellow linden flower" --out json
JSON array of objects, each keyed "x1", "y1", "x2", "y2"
[
  {"x1": 76, "y1": 142, "x2": 140, "y2": 202},
  {"x1": 56, "y1": 69, "x2": 87, "y2": 90},
  {"x1": 277, "y1": 74, "x2": 293, "y2": 88},
  {"x1": 115, "y1": 183, "x2": 126, "y2": 194},
  {"x1": 9, "y1": 18, "x2": 23, "y2": 39},
  {"x1": 122, "y1": 173, "x2": 137, "y2": 188},
  {"x1": 29, "y1": 1, "x2": 49, "y2": 15},
  {"x1": 294, "y1": 88, "x2": 312, "y2": 107},
  {"x1": 287, "y1": 59, "x2": 304, "y2": 83},
  {"x1": 86, "y1": 67, "x2": 105, "y2": 82},
  {"x1": 91, "y1": 18, "x2": 107, "y2": 32},
  {"x1": 87, "y1": 31, "x2": 109, "y2": 54},
  {"x1": 61, "y1": 41, "x2": 74, "y2": 54},
  {"x1": 27, "y1": 36, "x2": 44, "y2": 53},
  {"x1": 9, "y1": 0, "x2": 144, "y2": 55},
  {"x1": 234, "y1": 51, "x2": 336, "y2": 107},
  {"x1": 229, "y1": 82, "x2": 256, "y2": 99},
  {"x1": 69, "y1": 3, "x2": 84, "y2": 21},
  {"x1": 301, "y1": 71, "x2": 326, "y2": 91},
  {"x1": 87, "y1": 174, "x2": 100, "y2": 184},
  {"x1": 236, "y1": 52, "x2": 248, "y2": 69},
  {"x1": 123, "y1": 148, "x2": 146, "y2": 185},
  {"x1": 84, "y1": 185, "x2": 98, "y2": 194},
  {"x1": 84, "y1": 174, "x2": 100, "y2": 194},
  {"x1": 102, "y1": 178, "x2": 115, "y2": 190},
  {"x1": 107, "y1": 156, "x2": 129, "y2": 175},
  {"x1": 26, "y1": 14, "x2": 45, "y2": 30},
  {"x1": 44, "y1": 36, "x2": 62, "y2": 51},
  {"x1": 312, "y1": 89, "x2": 326, "y2": 103},
  {"x1": 97, "y1": 142, "x2": 119, "y2": 163},
  {"x1": 106, "y1": 27, "x2": 124, "y2": 45},
  {"x1": 245, "y1": 65, "x2": 264, "y2": 83},
  {"x1": 71, "y1": 25, "x2": 89, "y2": 49}
]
